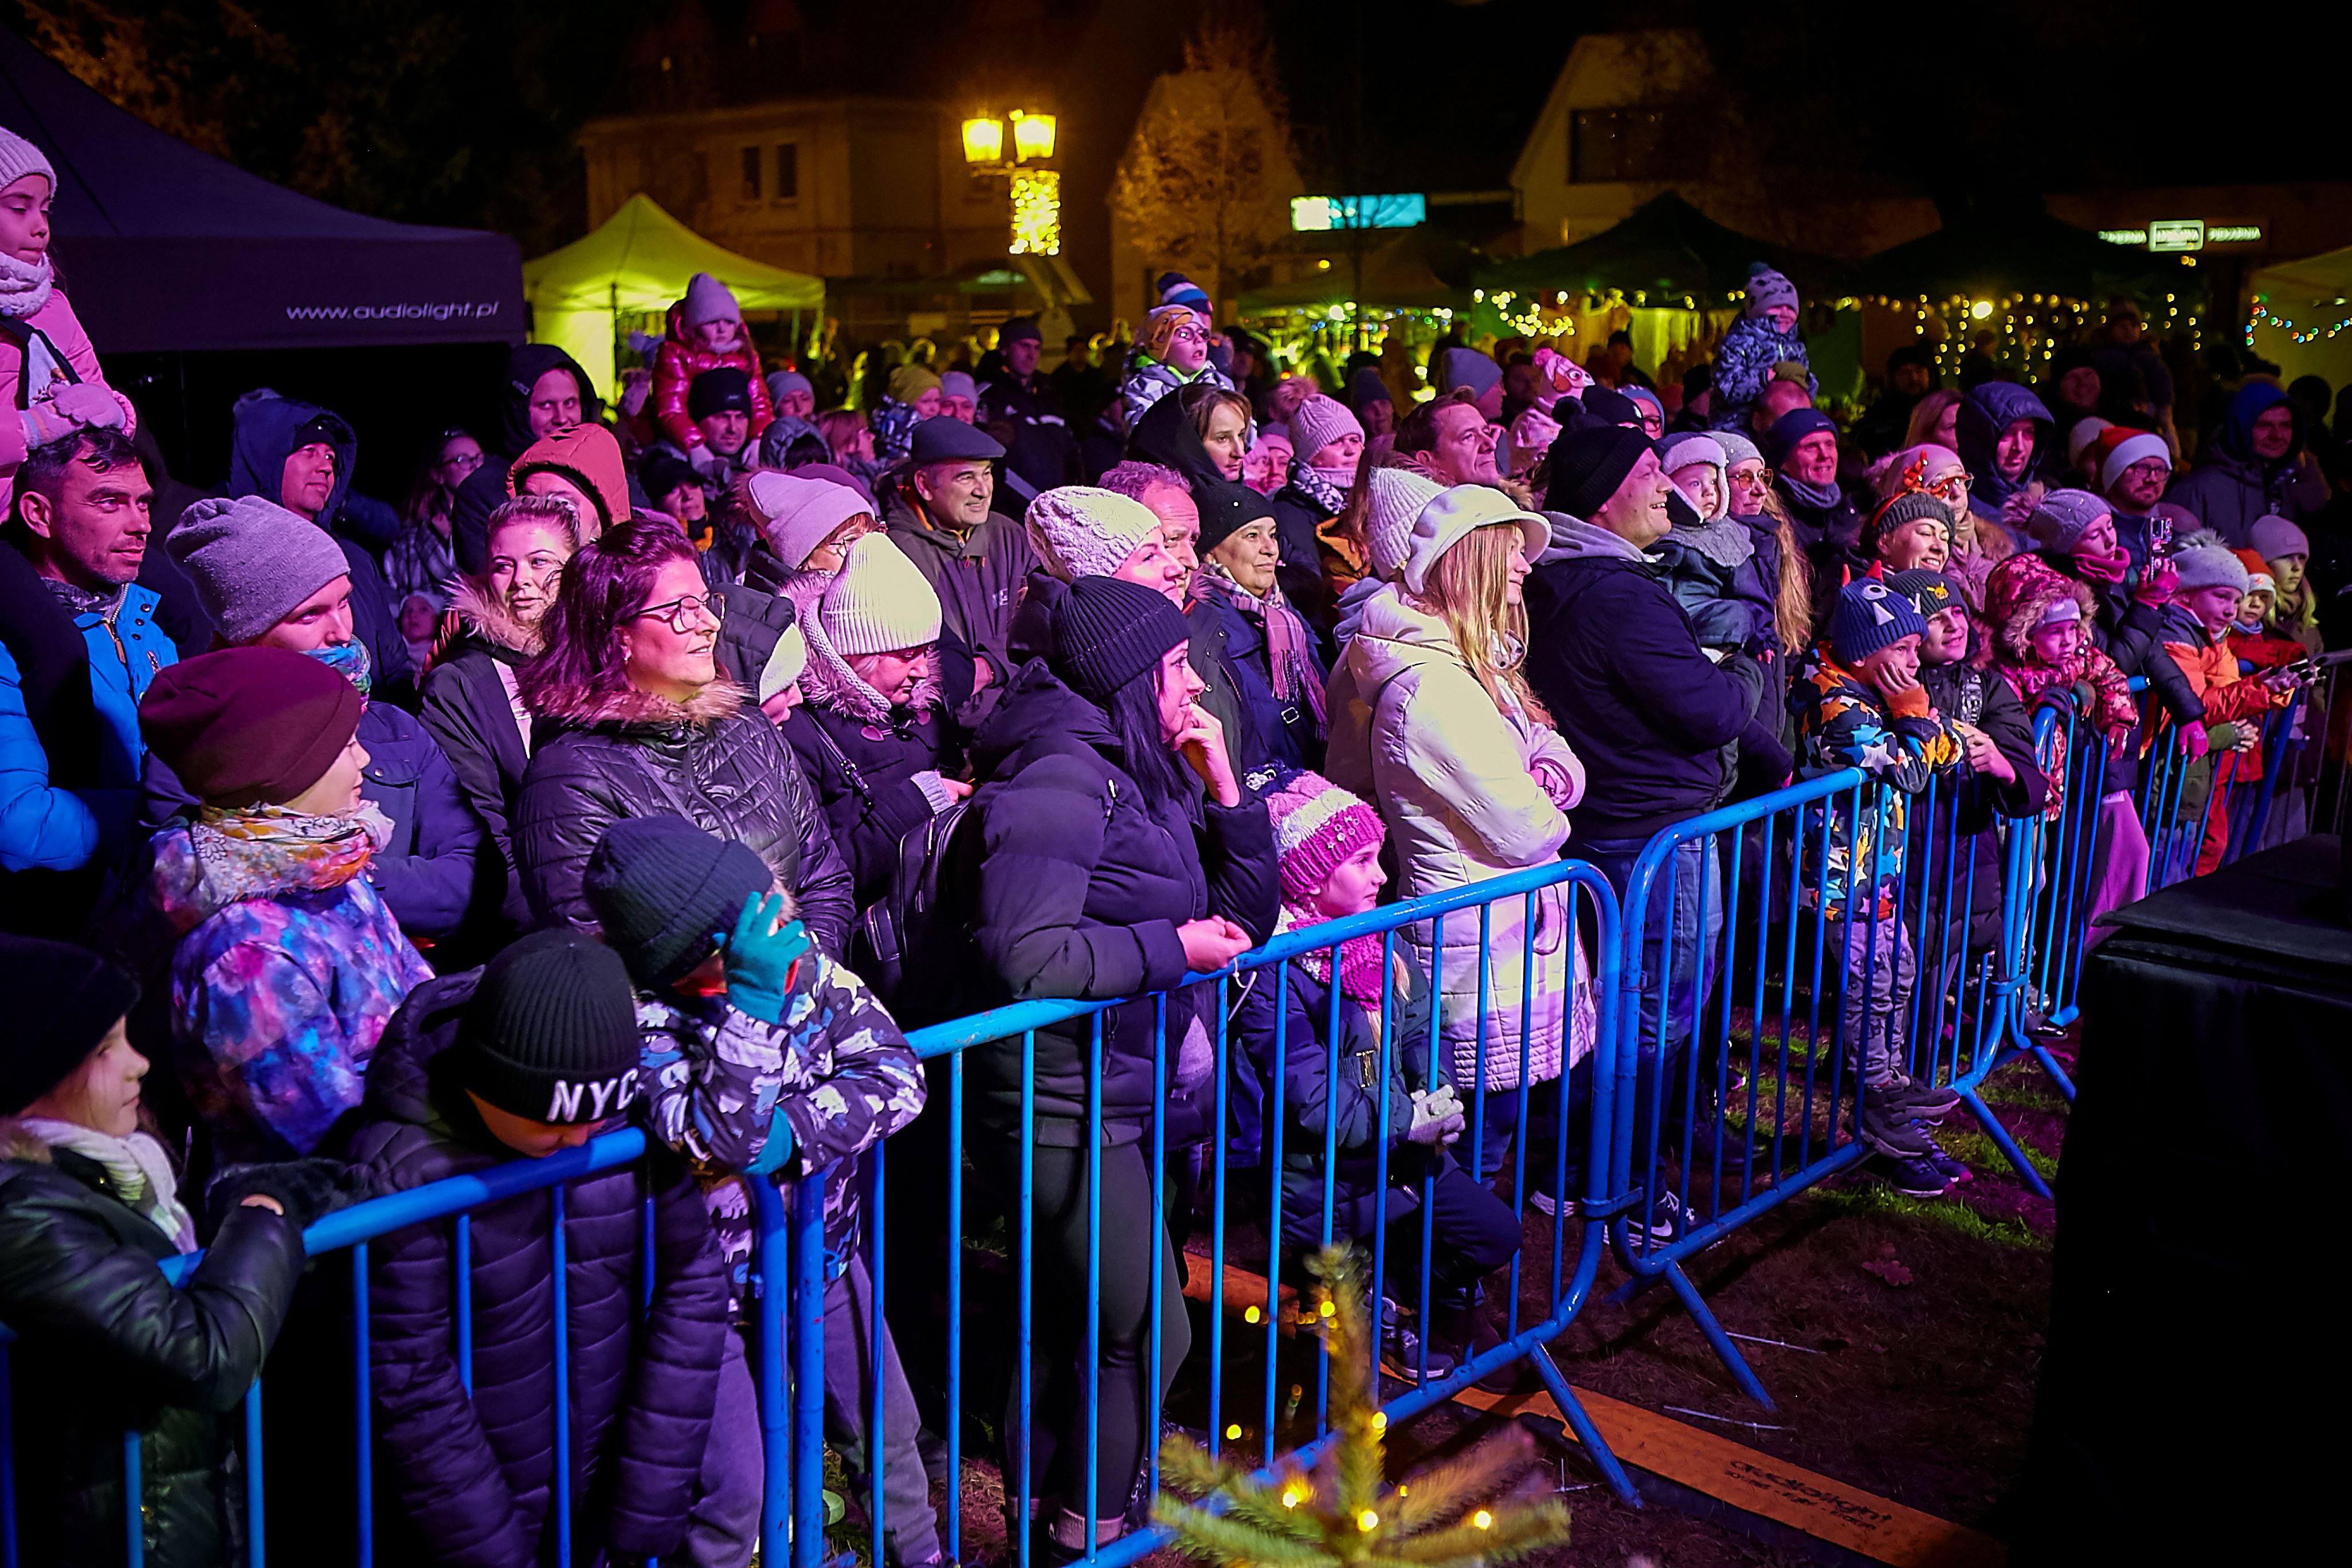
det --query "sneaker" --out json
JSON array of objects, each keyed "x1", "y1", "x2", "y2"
[
  {"x1": 1855, "y1": 1098, "x2": 1937, "y2": 1158},
  {"x1": 1629, "y1": 1187, "x2": 1695, "y2": 1242},
  {"x1": 1379, "y1": 1298, "x2": 1456, "y2": 1382},
  {"x1": 1861, "y1": 1150, "x2": 1950, "y2": 1198},
  {"x1": 1924, "y1": 1139, "x2": 1973, "y2": 1186},
  {"x1": 1526, "y1": 1189, "x2": 1578, "y2": 1218},
  {"x1": 1888, "y1": 1076, "x2": 1963, "y2": 1119}
]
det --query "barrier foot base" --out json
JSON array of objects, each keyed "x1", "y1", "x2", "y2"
[
  {"x1": 2028, "y1": 1043, "x2": 2077, "y2": 1103},
  {"x1": 1959, "y1": 1090, "x2": 2052, "y2": 1200},
  {"x1": 1663, "y1": 1260, "x2": 1775, "y2": 1410},
  {"x1": 1524, "y1": 1342, "x2": 1642, "y2": 1507}
]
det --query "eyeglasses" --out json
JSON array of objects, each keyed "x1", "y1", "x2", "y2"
[
  {"x1": 1926, "y1": 472, "x2": 1972, "y2": 501},
  {"x1": 632, "y1": 591, "x2": 727, "y2": 632},
  {"x1": 1170, "y1": 325, "x2": 1209, "y2": 345}
]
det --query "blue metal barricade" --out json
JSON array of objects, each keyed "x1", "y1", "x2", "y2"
[{"x1": 816, "y1": 856, "x2": 1632, "y2": 1568}]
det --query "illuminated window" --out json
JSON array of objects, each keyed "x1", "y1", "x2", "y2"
[
  {"x1": 775, "y1": 143, "x2": 799, "y2": 201},
  {"x1": 740, "y1": 147, "x2": 761, "y2": 202}
]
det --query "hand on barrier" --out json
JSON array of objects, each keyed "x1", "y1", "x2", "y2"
[
  {"x1": 724, "y1": 891, "x2": 812, "y2": 1025},
  {"x1": 2182, "y1": 722, "x2": 2212, "y2": 760},
  {"x1": 1406, "y1": 1085, "x2": 1466, "y2": 1146},
  {"x1": 1956, "y1": 720, "x2": 2016, "y2": 782},
  {"x1": 1178, "y1": 915, "x2": 1253, "y2": 974},
  {"x1": 206, "y1": 1158, "x2": 375, "y2": 1234}
]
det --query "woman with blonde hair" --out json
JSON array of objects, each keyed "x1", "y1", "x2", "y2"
[
  {"x1": 1324, "y1": 484, "x2": 1597, "y2": 1276},
  {"x1": 1903, "y1": 387, "x2": 1965, "y2": 454}
]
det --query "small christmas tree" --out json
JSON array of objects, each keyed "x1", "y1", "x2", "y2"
[{"x1": 1154, "y1": 1246, "x2": 1570, "y2": 1567}]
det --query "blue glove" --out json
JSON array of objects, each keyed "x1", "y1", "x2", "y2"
[{"x1": 723, "y1": 891, "x2": 812, "y2": 1025}]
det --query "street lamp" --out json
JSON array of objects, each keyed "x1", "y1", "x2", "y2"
[{"x1": 962, "y1": 107, "x2": 1061, "y2": 257}]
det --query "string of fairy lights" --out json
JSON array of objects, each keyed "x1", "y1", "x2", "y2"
[{"x1": 2245, "y1": 296, "x2": 2352, "y2": 347}]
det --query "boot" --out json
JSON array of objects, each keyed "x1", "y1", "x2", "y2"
[{"x1": 1432, "y1": 1301, "x2": 1531, "y2": 1394}]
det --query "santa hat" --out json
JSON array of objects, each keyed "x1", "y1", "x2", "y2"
[{"x1": 2095, "y1": 428, "x2": 2170, "y2": 493}]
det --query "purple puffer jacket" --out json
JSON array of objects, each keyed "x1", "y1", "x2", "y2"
[{"x1": 343, "y1": 970, "x2": 726, "y2": 1568}]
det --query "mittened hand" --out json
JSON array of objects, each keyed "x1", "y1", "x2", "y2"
[
  {"x1": 50, "y1": 383, "x2": 125, "y2": 429},
  {"x1": 1510, "y1": 407, "x2": 1562, "y2": 468},
  {"x1": 2182, "y1": 722, "x2": 2212, "y2": 761},
  {"x1": 2134, "y1": 559, "x2": 2179, "y2": 606},
  {"x1": 1406, "y1": 1085, "x2": 1466, "y2": 1146},
  {"x1": 723, "y1": 891, "x2": 812, "y2": 1025}
]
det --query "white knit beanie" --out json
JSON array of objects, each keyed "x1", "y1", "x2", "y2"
[
  {"x1": 742, "y1": 471, "x2": 872, "y2": 569},
  {"x1": 820, "y1": 535, "x2": 942, "y2": 657},
  {"x1": 0, "y1": 128, "x2": 55, "y2": 194},
  {"x1": 1656, "y1": 433, "x2": 1728, "y2": 518},
  {"x1": 1289, "y1": 395, "x2": 1364, "y2": 468},
  {"x1": 1401, "y1": 485, "x2": 1548, "y2": 598},
  {"x1": 2099, "y1": 431, "x2": 2170, "y2": 493},
  {"x1": 1024, "y1": 485, "x2": 1161, "y2": 582},
  {"x1": 2170, "y1": 539, "x2": 2250, "y2": 597},
  {"x1": 681, "y1": 272, "x2": 741, "y2": 328},
  {"x1": 1364, "y1": 469, "x2": 1442, "y2": 582}
]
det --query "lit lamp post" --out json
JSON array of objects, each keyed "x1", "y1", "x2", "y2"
[{"x1": 962, "y1": 109, "x2": 1060, "y2": 257}]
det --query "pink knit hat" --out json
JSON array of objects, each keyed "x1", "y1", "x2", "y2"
[
  {"x1": 1289, "y1": 395, "x2": 1365, "y2": 469},
  {"x1": 1264, "y1": 770, "x2": 1384, "y2": 904}
]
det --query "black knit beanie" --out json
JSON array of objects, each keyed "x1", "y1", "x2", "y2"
[
  {"x1": 582, "y1": 816, "x2": 774, "y2": 989},
  {"x1": 1196, "y1": 479, "x2": 1273, "y2": 555},
  {"x1": 0, "y1": 936, "x2": 140, "y2": 1115},
  {"x1": 457, "y1": 930, "x2": 642, "y2": 1125},
  {"x1": 1863, "y1": 491, "x2": 1952, "y2": 558},
  {"x1": 1049, "y1": 575, "x2": 1191, "y2": 701},
  {"x1": 1545, "y1": 424, "x2": 1655, "y2": 520}
]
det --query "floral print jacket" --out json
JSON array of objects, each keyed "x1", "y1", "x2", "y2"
[{"x1": 1792, "y1": 653, "x2": 1964, "y2": 914}]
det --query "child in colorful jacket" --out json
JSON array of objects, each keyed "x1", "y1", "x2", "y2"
[
  {"x1": 2157, "y1": 538, "x2": 2299, "y2": 874},
  {"x1": 140, "y1": 646, "x2": 433, "y2": 1162},
  {"x1": 1792, "y1": 581, "x2": 1965, "y2": 1192},
  {"x1": 1707, "y1": 264, "x2": 1814, "y2": 435},
  {"x1": 652, "y1": 273, "x2": 775, "y2": 458},
  {"x1": 582, "y1": 816, "x2": 937, "y2": 1568}
]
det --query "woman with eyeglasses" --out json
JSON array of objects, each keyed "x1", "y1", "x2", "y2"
[
  {"x1": 513, "y1": 519, "x2": 854, "y2": 950},
  {"x1": 1870, "y1": 441, "x2": 2012, "y2": 609},
  {"x1": 387, "y1": 427, "x2": 483, "y2": 603}
]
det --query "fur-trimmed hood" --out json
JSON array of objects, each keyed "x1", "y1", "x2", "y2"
[
  {"x1": 523, "y1": 676, "x2": 750, "y2": 732},
  {"x1": 795, "y1": 629, "x2": 942, "y2": 727},
  {"x1": 0, "y1": 1119, "x2": 58, "y2": 1165},
  {"x1": 450, "y1": 577, "x2": 545, "y2": 660},
  {"x1": 1979, "y1": 552, "x2": 2096, "y2": 670}
]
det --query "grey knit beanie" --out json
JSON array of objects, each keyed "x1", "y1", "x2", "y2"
[
  {"x1": 0, "y1": 128, "x2": 56, "y2": 196},
  {"x1": 1365, "y1": 469, "x2": 1443, "y2": 581},
  {"x1": 167, "y1": 496, "x2": 353, "y2": 645},
  {"x1": 2024, "y1": 488, "x2": 2111, "y2": 555},
  {"x1": 2171, "y1": 540, "x2": 2251, "y2": 595}
]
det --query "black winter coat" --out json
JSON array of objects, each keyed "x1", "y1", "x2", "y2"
[
  {"x1": 779, "y1": 671, "x2": 963, "y2": 910},
  {"x1": 343, "y1": 974, "x2": 726, "y2": 1567},
  {"x1": 2051, "y1": 554, "x2": 2200, "y2": 794},
  {"x1": 961, "y1": 661, "x2": 1279, "y2": 1139},
  {"x1": 1523, "y1": 537, "x2": 1780, "y2": 841},
  {"x1": 1774, "y1": 483, "x2": 1866, "y2": 635},
  {"x1": 514, "y1": 679, "x2": 855, "y2": 956},
  {"x1": 0, "y1": 1128, "x2": 306, "y2": 1568},
  {"x1": 1185, "y1": 590, "x2": 1324, "y2": 776},
  {"x1": 418, "y1": 587, "x2": 538, "y2": 929}
]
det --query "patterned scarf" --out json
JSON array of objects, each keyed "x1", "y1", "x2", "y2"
[
  {"x1": 0, "y1": 251, "x2": 54, "y2": 319},
  {"x1": 308, "y1": 637, "x2": 375, "y2": 701},
  {"x1": 1283, "y1": 465, "x2": 1348, "y2": 518},
  {"x1": 1277, "y1": 907, "x2": 1390, "y2": 1008},
  {"x1": 177, "y1": 804, "x2": 393, "y2": 915},
  {"x1": 1193, "y1": 564, "x2": 1325, "y2": 723},
  {"x1": 17, "y1": 1119, "x2": 197, "y2": 1252}
]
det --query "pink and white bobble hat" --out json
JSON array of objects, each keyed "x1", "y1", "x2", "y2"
[{"x1": 1264, "y1": 770, "x2": 1385, "y2": 905}]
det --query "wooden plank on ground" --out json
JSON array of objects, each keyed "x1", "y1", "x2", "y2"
[{"x1": 1182, "y1": 1250, "x2": 2005, "y2": 1568}]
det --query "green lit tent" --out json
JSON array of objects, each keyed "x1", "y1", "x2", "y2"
[
  {"x1": 1475, "y1": 193, "x2": 1829, "y2": 304},
  {"x1": 523, "y1": 194, "x2": 824, "y2": 398}
]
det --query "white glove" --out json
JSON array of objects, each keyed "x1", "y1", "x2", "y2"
[
  {"x1": 1406, "y1": 1085, "x2": 1465, "y2": 1147},
  {"x1": 50, "y1": 383, "x2": 125, "y2": 430}
]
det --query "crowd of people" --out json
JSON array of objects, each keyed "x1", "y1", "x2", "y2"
[{"x1": 0, "y1": 109, "x2": 2341, "y2": 1563}]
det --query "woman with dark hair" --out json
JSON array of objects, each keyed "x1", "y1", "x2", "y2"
[
  {"x1": 961, "y1": 575, "x2": 1277, "y2": 1559},
  {"x1": 419, "y1": 496, "x2": 579, "y2": 926},
  {"x1": 1188, "y1": 483, "x2": 1326, "y2": 771},
  {"x1": 511, "y1": 519, "x2": 854, "y2": 952},
  {"x1": 387, "y1": 427, "x2": 482, "y2": 602},
  {"x1": 1130, "y1": 386, "x2": 1328, "y2": 628}
]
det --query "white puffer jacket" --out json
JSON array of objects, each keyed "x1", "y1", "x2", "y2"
[{"x1": 1324, "y1": 585, "x2": 1596, "y2": 1092}]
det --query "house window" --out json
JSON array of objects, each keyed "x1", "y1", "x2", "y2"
[
  {"x1": 1569, "y1": 108, "x2": 1687, "y2": 183},
  {"x1": 775, "y1": 143, "x2": 799, "y2": 201},
  {"x1": 740, "y1": 146, "x2": 762, "y2": 201}
]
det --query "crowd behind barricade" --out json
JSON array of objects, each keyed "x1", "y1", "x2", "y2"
[{"x1": 0, "y1": 112, "x2": 2343, "y2": 1562}]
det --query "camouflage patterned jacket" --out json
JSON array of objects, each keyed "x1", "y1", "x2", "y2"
[{"x1": 635, "y1": 948, "x2": 926, "y2": 1319}]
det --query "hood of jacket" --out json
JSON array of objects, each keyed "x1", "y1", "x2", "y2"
[
  {"x1": 1981, "y1": 554, "x2": 2098, "y2": 670},
  {"x1": 523, "y1": 676, "x2": 750, "y2": 735},
  {"x1": 508, "y1": 424, "x2": 631, "y2": 534},
  {"x1": 228, "y1": 392, "x2": 356, "y2": 526},
  {"x1": 968, "y1": 658, "x2": 1124, "y2": 781},
  {"x1": 1955, "y1": 382, "x2": 2054, "y2": 509},
  {"x1": 1535, "y1": 509, "x2": 1652, "y2": 567},
  {"x1": 1340, "y1": 582, "x2": 1470, "y2": 687},
  {"x1": 1126, "y1": 390, "x2": 1222, "y2": 489},
  {"x1": 2209, "y1": 379, "x2": 2303, "y2": 469},
  {"x1": 449, "y1": 578, "x2": 543, "y2": 660},
  {"x1": 497, "y1": 344, "x2": 603, "y2": 458}
]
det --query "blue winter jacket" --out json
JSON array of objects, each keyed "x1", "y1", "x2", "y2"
[{"x1": 0, "y1": 584, "x2": 174, "y2": 872}]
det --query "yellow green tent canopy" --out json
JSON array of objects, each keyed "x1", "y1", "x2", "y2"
[{"x1": 523, "y1": 194, "x2": 825, "y2": 399}]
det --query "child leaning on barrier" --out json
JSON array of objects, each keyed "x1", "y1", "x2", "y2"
[
  {"x1": 1791, "y1": 580, "x2": 1969, "y2": 1198},
  {"x1": 1231, "y1": 771, "x2": 1524, "y2": 1388},
  {"x1": 346, "y1": 928, "x2": 728, "y2": 1567},
  {"x1": 581, "y1": 815, "x2": 937, "y2": 1568},
  {"x1": 2156, "y1": 538, "x2": 2300, "y2": 875},
  {"x1": 1887, "y1": 570, "x2": 2048, "y2": 1044}
]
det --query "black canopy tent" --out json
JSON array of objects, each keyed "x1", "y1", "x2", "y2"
[{"x1": 0, "y1": 28, "x2": 522, "y2": 354}]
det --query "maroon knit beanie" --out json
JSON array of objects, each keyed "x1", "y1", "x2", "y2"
[{"x1": 139, "y1": 646, "x2": 364, "y2": 807}]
